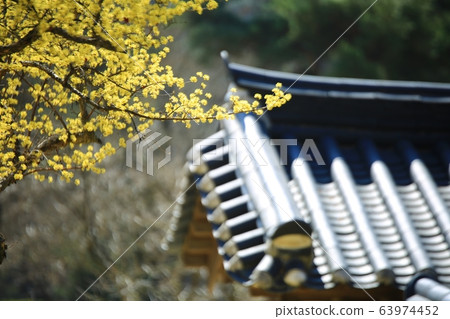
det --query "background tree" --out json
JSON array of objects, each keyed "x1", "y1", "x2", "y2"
[{"x1": 188, "y1": 0, "x2": 450, "y2": 81}]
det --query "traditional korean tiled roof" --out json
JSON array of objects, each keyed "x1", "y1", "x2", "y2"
[
  {"x1": 405, "y1": 274, "x2": 450, "y2": 301},
  {"x1": 162, "y1": 54, "x2": 450, "y2": 300}
]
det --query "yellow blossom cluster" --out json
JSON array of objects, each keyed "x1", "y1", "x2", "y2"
[
  {"x1": 228, "y1": 83, "x2": 292, "y2": 114},
  {"x1": 0, "y1": 0, "x2": 226, "y2": 190},
  {"x1": 0, "y1": 0, "x2": 290, "y2": 191}
]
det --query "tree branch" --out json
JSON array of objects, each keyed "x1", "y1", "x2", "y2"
[
  {"x1": 0, "y1": 26, "x2": 40, "y2": 56},
  {"x1": 36, "y1": 131, "x2": 102, "y2": 154},
  {"x1": 21, "y1": 60, "x2": 107, "y2": 111},
  {"x1": 0, "y1": 130, "x2": 102, "y2": 191},
  {"x1": 49, "y1": 27, "x2": 116, "y2": 51},
  {"x1": 20, "y1": 60, "x2": 251, "y2": 122},
  {"x1": 0, "y1": 25, "x2": 117, "y2": 57}
]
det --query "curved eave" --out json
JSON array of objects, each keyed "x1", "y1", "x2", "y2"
[
  {"x1": 224, "y1": 61, "x2": 450, "y2": 133},
  {"x1": 226, "y1": 61, "x2": 450, "y2": 103}
]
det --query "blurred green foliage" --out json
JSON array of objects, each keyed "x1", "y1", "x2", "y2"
[{"x1": 188, "y1": 0, "x2": 450, "y2": 81}]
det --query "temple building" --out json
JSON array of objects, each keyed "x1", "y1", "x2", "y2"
[{"x1": 162, "y1": 53, "x2": 450, "y2": 301}]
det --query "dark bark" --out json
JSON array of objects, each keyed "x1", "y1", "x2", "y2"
[
  {"x1": 0, "y1": 25, "x2": 117, "y2": 57},
  {"x1": 0, "y1": 26, "x2": 40, "y2": 56}
]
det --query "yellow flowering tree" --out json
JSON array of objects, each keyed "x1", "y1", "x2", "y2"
[{"x1": 0, "y1": 0, "x2": 291, "y2": 192}]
